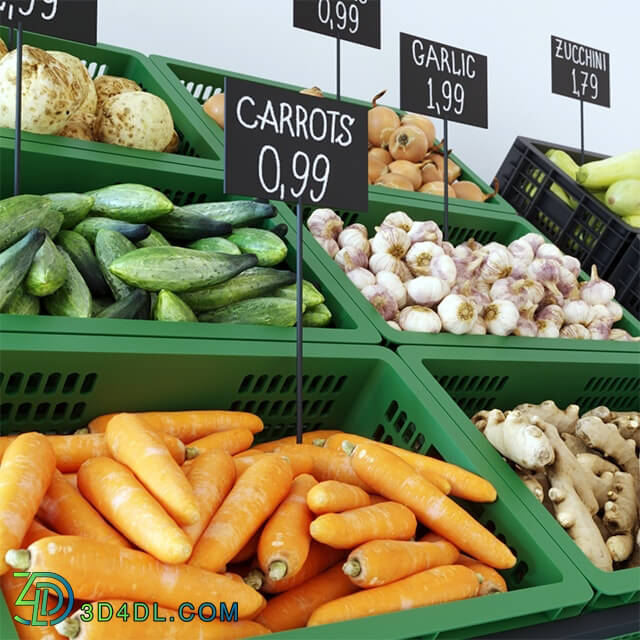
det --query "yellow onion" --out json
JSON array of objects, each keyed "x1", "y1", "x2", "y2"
[
  {"x1": 420, "y1": 161, "x2": 443, "y2": 184},
  {"x1": 368, "y1": 147, "x2": 392, "y2": 165},
  {"x1": 388, "y1": 125, "x2": 429, "y2": 162},
  {"x1": 387, "y1": 160, "x2": 422, "y2": 190},
  {"x1": 300, "y1": 86, "x2": 324, "y2": 97},
  {"x1": 368, "y1": 157, "x2": 387, "y2": 184},
  {"x1": 429, "y1": 154, "x2": 461, "y2": 184},
  {"x1": 401, "y1": 113, "x2": 436, "y2": 148},
  {"x1": 419, "y1": 181, "x2": 456, "y2": 197},
  {"x1": 375, "y1": 173, "x2": 415, "y2": 191},
  {"x1": 453, "y1": 181, "x2": 495, "y2": 202},
  {"x1": 203, "y1": 93, "x2": 224, "y2": 129},
  {"x1": 368, "y1": 90, "x2": 400, "y2": 147}
]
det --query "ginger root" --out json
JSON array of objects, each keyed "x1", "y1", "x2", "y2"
[
  {"x1": 612, "y1": 416, "x2": 640, "y2": 449},
  {"x1": 515, "y1": 400, "x2": 579, "y2": 434},
  {"x1": 584, "y1": 406, "x2": 613, "y2": 422},
  {"x1": 471, "y1": 409, "x2": 492, "y2": 431},
  {"x1": 603, "y1": 472, "x2": 638, "y2": 563},
  {"x1": 561, "y1": 433, "x2": 593, "y2": 456},
  {"x1": 517, "y1": 469, "x2": 546, "y2": 503},
  {"x1": 575, "y1": 453, "x2": 617, "y2": 508}
]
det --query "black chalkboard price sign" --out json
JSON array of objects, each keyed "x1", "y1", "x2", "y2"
[{"x1": 400, "y1": 32, "x2": 488, "y2": 129}]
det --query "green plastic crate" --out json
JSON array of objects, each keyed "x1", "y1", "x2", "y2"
[
  {"x1": 287, "y1": 188, "x2": 639, "y2": 353},
  {"x1": 0, "y1": 335, "x2": 592, "y2": 639},
  {"x1": 0, "y1": 136, "x2": 379, "y2": 344},
  {"x1": 0, "y1": 26, "x2": 223, "y2": 170},
  {"x1": 150, "y1": 54, "x2": 516, "y2": 217},
  {"x1": 398, "y1": 345, "x2": 640, "y2": 611}
]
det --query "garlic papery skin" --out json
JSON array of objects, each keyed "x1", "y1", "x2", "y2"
[
  {"x1": 562, "y1": 255, "x2": 581, "y2": 277},
  {"x1": 316, "y1": 237, "x2": 339, "y2": 258},
  {"x1": 482, "y1": 300, "x2": 519, "y2": 336},
  {"x1": 429, "y1": 254, "x2": 456, "y2": 286},
  {"x1": 454, "y1": 254, "x2": 483, "y2": 281},
  {"x1": 387, "y1": 320, "x2": 402, "y2": 331},
  {"x1": 369, "y1": 253, "x2": 412, "y2": 281},
  {"x1": 536, "y1": 243, "x2": 564, "y2": 263},
  {"x1": 479, "y1": 246, "x2": 513, "y2": 283},
  {"x1": 470, "y1": 319, "x2": 487, "y2": 335},
  {"x1": 589, "y1": 304, "x2": 614, "y2": 325},
  {"x1": 376, "y1": 271, "x2": 407, "y2": 309},
  {"x1": 382, "y1": 211, "x2": 414, "y2": 232},
  {"x1": 560, "y1": 324, "x2": 591, "y2": 340},
  {"x1": 308, "y1": 208, "x2": 343, "y2": 239},
  {"x1": 520, "y1": 232, "x2": 545, "y2": 255},
  {"x1": 606, "y1": 300, "x2": 623, "y2": 323},
  {"x1": 581, "y1": 265, "x2": 616, "y2": 306},
  {"x1": 514, "y1": 315, "x2": 538, "y2": 337},
  {"x1": 437, "y1": 294, "x2": 477, "y2": 334},
  {"x1": 562, "y1": 300, "x2": 591, "y2": 325},
  {"x1": 609, "y1": 328, "x2": 634, "y2": 341},
  {"x1": 405, "y1": 241, "x2": 444, "y2": 277},
  {"x1": 398, "y1": 306, "x2": 442, "y2": 333},
  {"x1": 527, "y1": 259, "x2": 562, "y2": 297},
  {"x1": 406, "y1": 276, "x2": 450, "y2": 306},
  {"x1": 557, "y1": 267, "x2": 578, "y2": 297},
  {"x1": 408, "y1": 220, "x2": 443, "y2": 245},
  {"x1": 370, "y1": 226, "x2": 411, "y2": 258},
  {"x1": 338, "y1": 226, "x2": 370, "y2": 255},
  {"x1": 347, "y1": 267, "x2": 376, "y2": 290},
  {"x1": 588, "y1": 320, "x2": 611, "y2": 341},
  {"x1": 537, "y1": 320, "x2": 560, "y2": 338},
  {"x1": 522, "y1": 279, "x2": 545, "y2": 306},
  {"x1": 490, "y1": 278, "x2": 528, "y2": 309},
  {"x1": 535, "y1": 304, "x2": 564, "y2": 328},
  {"x1": 441, "y1": 241, "x2": 455, "y2": 256},
  {"x1": 508, "y1": 238, "x2": 534, "y2": 270},
  {"x1": 453, "y1": 280, "x2": 490, "y2": 312},
  {"x1": 362, "y1": 285, "x2": 399, "y2": 321},
  {"x1": 335, "y1": 247, "x2": 368, "y2": 272}
]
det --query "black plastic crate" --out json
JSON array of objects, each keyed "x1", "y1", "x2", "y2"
[{"x1": 607, "y1": 234, "x2": 640, "y2": 319}]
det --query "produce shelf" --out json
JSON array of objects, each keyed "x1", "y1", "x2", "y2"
[
  {"x1": 0, "y1": 26, "x2": 224, "y2": 171},
  {"x1": 281, "y1": 187, "x2": 640, "y2": 352},
  {"x1": 496, "y1": 137, "x2": 639, "y2": 319},
  {"x1": 0, "y1": 136, "x2": 379, "y2": 345},
  {"x1": 399, "y1": 345, "x2": 640, "y2": 611},
  {"x1": 150, "y1": 54, "x2": 516, "y2": 217},
  {"x1": 0, "y1": 335, "x2": 592, "y2": 639}
]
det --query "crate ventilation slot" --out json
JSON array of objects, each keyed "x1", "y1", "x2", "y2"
[
  {"x1": 236, "y1": 374, "x2": 347, "y2": 396},
  {"x1": 1, "y1": 372, "x2": 97, "y2": 396}
]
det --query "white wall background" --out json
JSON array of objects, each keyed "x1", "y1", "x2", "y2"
[{"x1": 98, "y1": 0, "x2": 639, "y2": 184}]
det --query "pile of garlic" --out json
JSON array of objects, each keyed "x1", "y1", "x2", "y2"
[{"x1": 307, "y1": 209, "x2": 637, "y2": 341}]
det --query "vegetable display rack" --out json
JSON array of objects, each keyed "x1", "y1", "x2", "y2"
[
  {"x1": 0, "y1": 335, "x2": 592, "y2": 639},
  {"x1": 0, "y1": 26, "x2": 224, "y2": 171},
  {"x1": 149, "y1": 54, "x2": 516, "y2": 217},
  {"x1": 399, "y1": 345, "x2": 640, "y2": 611},
  {"x1": 0, "y1": 136, "x2": 379, "y2": 345},
  {"x1": 285, "y1": 187, "x2": 640, "y2": 353},
  {"x1": 496, "y1": 137, "x2": 639, "y2": 320}
]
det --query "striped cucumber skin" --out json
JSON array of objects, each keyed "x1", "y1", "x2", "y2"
[
  {"x1": 188, "y1": 237, "x2": 241, "y2": 255},
  {"x1": 303, "y1": 303, "x2": 332, "y2": 327},
  {"x1": 108, "y1": 247, "x2": 258, "y2": 293},
  {"x1": 25, "y1": 235, "x2": 68, "y2": 297},
  {"x1": 275, "y1": 280, "x2": 325, "y2": 308},
  {"x1": 180, "y1": 267, "x2": 296, "y2": 312},
  {"x1": 94, "y1": 229, "x2": 137, "y2": 301},
  {"x1": 153, "y1": 290, "x2": 198, "y2": 322},
  {"x1": 46, "y1": 193, "x2": 94, "y2": 230},
  {"x1": 2, "y1": 283, "x2": 40, "y2": 315},
  {"x1": 96, "y1": 289, "x2": 150, "y2": 319},
  {"x1": 0, "y1": 195, "x2": 63, "y2": 251},
  {"x1": 0, "y1": 228, "x2": 46, "y2": 308},
  {"x1": 86, "y1": 184, "x2": 174, "y2": 223},
  {"x1": 180, "y1": 201, "x2": 276, "y2": 227},
  {"x1": 137, "y1": 229, "x2": 171, "y2": 248},
  {"x1": 227, "y1": 228, "x2": 287, "y2": 267},
  {"x1": 199, "y1": 297, "x2": 299, "y2": 327},
  {"x1": 43, "y1": 249, "x2": 92, "y2": 318},
  {"x1": 151, "y1": 208, "x2": 232, "y2": 242},
  {"x1": 74, "y1": 217, "x2": 151, "y2": 245},
  {"x1": 55, "y1": 230, "x2": 110, "y2": 297}
]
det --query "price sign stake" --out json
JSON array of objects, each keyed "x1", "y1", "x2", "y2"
[
  {"x1": 225, "y1": 77, "x2": 367, "y2": 442},
  {"x1": 551, "y1": 36, "x2": 610, "y2": 164},
  {"x1": 400, "y1": 33, "x2": 488, "y2": 241}
]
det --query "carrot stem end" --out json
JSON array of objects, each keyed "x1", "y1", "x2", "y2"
[
  {"x1": 5, "y1": 549, "x2": 30, "y2": 570},
  {"x1": 56, "y1": 617, "x2": 80, "y2": 639},
  {"x1": 268, "y1": 560, "x2": 288, "y2": 581},
  {"x1": 342, "y1": 559, "x2": 361, "y2": 577}
]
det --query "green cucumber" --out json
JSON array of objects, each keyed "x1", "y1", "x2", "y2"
[
  {"x1": 45, "y1": 193, "x2": 94, "y2": 229},
  {"x1": 153, "y1": 290, "x2": 198, "y2": 322},
  {"x1": 137, "y1": 229, "x2": 171, "y2": 248},
  {"x1": 2, "y1": 283, "x2": 40, "y2": 315},
  {"x1": 74, "y1": 218, "x2": 151, "y2": 245},
  {"x1": 0, "y1": 228, "x2": 46, "y2": 308},
  {"x1": 181, "y1": 201, "x2": 276, "y2": 227},
  {"x1": 56, "y1": 230, "x2": 110, "y2": 297},
  {"x1": 86, "y1": 184, "x2": 174, "y2": 223},
  {"x1": 271, "y1": 223, "x2": 288, "y2": 239},
  {"x1": 227, "y1": 228, "x2": 287, "y2": 267},
  {"x1": 275, "y1": 281, "x2": 325, "y2": 308},
  {"x1": 188, "y1": 237, "x2": 241, "y2": 255},
  {"x1": 151, "y1": 208, "x2": 232, "y2": 243},
  {"x1": 109, "y1": 247, "x2": 258, "y2": 293},
  {"x1": 180, "y1": 267, "x2": 296, "y2": 312},
  {"x1": 91, "y1": 296, "x2": 114, "y2": 317},
  {"x1": 43, "y1": 249, "x2": 92, "y2": 318},
  {"x1": 199, "y1": 297, "x2": 299, "y2": 326},
  {"x1": 94, "y1": 229, "x2": 138, "y2": 301},
  {"x1": 96, "y1": 289, "x2": 150, "y2": 319},
  {"x1": 25, "y1": 235, "x2": 68, "y2": 297},
  {"x1": 0, "y1": 195, "x2": 62, "y2": 251},
  {"x1": 303, "y1": 303, "x2": 332, "y2": 327}
]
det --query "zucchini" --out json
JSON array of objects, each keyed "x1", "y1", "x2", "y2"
[
  {"x1": 180, "y1": 267, "x2": 296, "y2": 312},
  {"x1": 137, "y1": 229, "x2": 171, "y2": 248},
  {"x1": 153, "y1": 290, "x2": 198, "y2": 322},
  {"x1": 227, "y1": 228, "x2": 287, "y2": 267},
  {"x1": 188, "y1": 237, "x2": 241, "y2": 255},
  {"x1": 0, "y1": 228, "x2": 46, "y2": 308},
  {"x1": 303, "y1": 303, "x2": 332, "y2": 327},
  {"x1": 86, "y1": 184, "x2": 174, "y2": 223},
  {"x1": 109, "y1": 247, "x2": 258, "y2": 293},
  {"x1": 275, "y1": 280, "x2": 325, "y2": 308},
  {"x1": 151, "y1": 208, "x2": 232, "y2": 243},
  {"x1": 0, "y1": 195, "x2": 62, "y2": 251},
  {"x1": 91, "y1": 296, "x2": 114, "y2": 317},
  {"x1": 2, "y1": 283, "x2": 40, "y2": 315},
  {"x1": 25, "y1": 235, "x2": 68, "y2": 297},
  {"x1": 181, "y1": 201, "x2": 276, "y2": 227},
  {"x1": 74, "y1": 217, "x2": 151, "y2": 245},
  {"x1": 43, "y1": 249, "x2": 92, "y2": 318},
  {"x1": 56, "y1": 230, "x2": 110, "y2": 297},
  {"x1": 271, "y1": 223, "x2": 288, "y2": 239},
  {"x1": 96, "y1": 289, "x2": 150, "y2": 319},
  {"x1": 94, "y1": 229, "x2": 138, "y2": 301},
  {"x1": 46, "y1": 193, "x2": 94, "y2": 229},
  {"x1": 199, "y1": 297, "x2": 299, "y2": 327}
]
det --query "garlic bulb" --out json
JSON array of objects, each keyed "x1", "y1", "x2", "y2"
[
  {"x1": 335, "y1": 247, "x2": 368, "y2": 272},
  {"x1": 606, "y1": 300, "x2": 623, "y2": 323},
  {"x1": 560, "y1": 324, "x2": 591, "y2": 340},
  {"x1": 562, "y1": 300, "x2": 591, "y2": 325},
  {"x1": 537, "y1": 320, "x2": 560, "y2": 338},
  {"x1": 470, "y1": 319, "x2": 487, "y2": 335},
  {"x1": 362, "y1": 285, "x2": 399, "y2": 321},
  {"x1": 387, "y1": 320, "x2": 402, "y2": 331},
  {"x1": 454, "y1": 253, "x2": 483, "y2": 281},
  {"x1": 453, "y1": 280, "x2": 490, "y2": 311},
  {"x1": 520, "y1": 232, "x2": 545, "y2": 255},
  {"x1": 437, "y1": 294, "x2": 477, "y2": 334},
  {"x1": 557, "y1": 267, "x2": 578, "y2": 297},
  {"x1": 441, "y1": 241, "x2": 455, "y2": 256},
  {"x1": 535, "y1": 304, "x2": 564, "y2": 328},
  {"x1": 580, "y1": 265, "x2": 615, "y2": 306},
  {"x1": 562, "y1": 255, "x2": 581, "y2": 277},
  {"x1": 307, "y1": 208, "x2": 343, "y2": 239},
  {"x1": 609, "y1": 329, "x2": 638, "y2": 342},
  {"x1": 398, "y1": 306, "x2": 442, "y2": 333},
  {"x1": 408, "y1": 220, "x2": 443, "y2": 245},
  {"x1": 508, "y1": 238, "x2": 535, "y2": 278},
  {"x1": 406, "y1": 241, "x2": 444, "y2": 277},
  {"x1": 483, "y1": 300, "x2": 519, "y2": 336},
  {"x1": 540, "y1": 286, "x2": 564, "y2": 308},
  {"x1": 406, "y1": 276, "x2": 450, "y2": 306},
  {"x1": 536, "y1": 243, "x2": 563, "y2": 263},
  {"x1": 479, "y1": 245, "x2": 513, "y2": 283},
  {"x1": 347, "y1": 267, "x2": 376, "y2": 290},
  {"x1": 370, "y1": 226, "x2": 411, "y2": 258},
  {"x1": 490, "y1": 278, "x2": 528, "y2": 309},
  {"x1": 522, "y1": 279, "x2": 545, "y2": 305},
  {"x1": 316, "y1": 237, "x2": 339, "y2": 258},
  {"x1": 376, "y1": 271, "x2": 407, "y2": 309},
  {"x1": 588, "y1": 320, "x2": 611, "y2": 341},
  {"x1": 527, "y1": 259, "x2": 562, "y2": 297},
  {"x1": 338, "y1": 226, "x2": 370, "y2": 255},
  {"x1": 514, "y1": 315, "x2": 538, "y2": 337},
  {"x1": 369, "y1": 253, "x2": 412, "y2": 281},
  {"x1": 429, "y1": 255, "x2": 456, "y2": 286},
  {"x1": 382, "y1": 211, "x2": 414, "y2": 232}
]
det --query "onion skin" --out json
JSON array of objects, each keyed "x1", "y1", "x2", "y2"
[
  {"x1": 401, "y1": 113, "x2": 436, "y2": 149},
  {"x1": 419, "y1": 181, "x2": 456, "y2": 197},
  {"x1": 369, "y1": 147, "x2": 392, "y2": 165},
  {"x1": 387, "y1": 160, "x2": 422, "y2": 190},
  {"x1": 203, "y1": 93, "x2": 224, "y2": 129},
  {"x1": 388, "y1": 125, "x2": 429, "y2": 162},
  {"x1": 368, "y1": 157, "x2": 387, "y2": 184},
  {"x1": 453, "y1": 181, "x2": 489, "y2": 202},
  {"x1": 429, "y1": 154, "x2": 461, "y2": 184},
  {"x1": 368, "y1": 90, "x2": 400, "y2": 147},
  {"x1": 421, "y1": 162, "x2": 443, "y2": 184},
  {"x1": 375, "y1": 173, "x2": 415, "y2": 191}
]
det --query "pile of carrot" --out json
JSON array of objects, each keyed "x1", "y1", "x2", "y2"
[{"x1": 0, "y1": 410, "x2": 513, "y2": 639}]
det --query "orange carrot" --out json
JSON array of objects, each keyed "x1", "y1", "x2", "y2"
[
  {"x1": 190, "y1": 455, "x2": 292, "y2": 573},
  {"x1": 22, "y1": 519, "x2": 57, "y2": 546},
  {"x1": 234, "y1": 448, "x2": 265, "y2": 458},
  {"x1": 307, "y1": 480, "x2": 371, "y2": 514},
  {"x1": 368, "y1": 494, "x2": 387, "y2": 505},
  {"x1": 343, "y1": 538, "x2": 459, "y2": 588},
  {"x1": 38, "y1": 470, "x2": 130, "y2": 548},
  {"x1": 187, "y1": 428, "x2": 254, "y2": 457},
  {"x1": 258, "y1": 474, "x2": 316, "y2": 581},
  {"x1": 254, "y1": 430, "x2": 342, "y2": 452},
  {"x1": 308, "y1": 564, "x2": 480, "y2": 626},
  {"x1": 268, "y1": 446, "x2": 314, "y2": 477},
  {"x1": 182, "y1": 449, "x2": 235, "y2": 545},
  {"x1": 347, "y1": 441, "x2": 516, "y2": 569},
  {"x1": 89, "y1": 410, "x2": 263, "y2": 442},
  {"x1": 78, "y1": 457, "x2": 192, "y2": 564},
  {"x1": 456, "y1": 554, "x2": 508, "y2": 595},
  {"x1": 255, "y1": 563, "x2": 357, "y2": 632},
  {"x1": 63, "y1": 473, "x2": 77, "y2": 489},
  {"x1": 105, "y1": 413, "x2": 199, "y2": 526},
  {"x1": 310, "y1": 501, "x2": 416, "y2": 549},
  {"x1": 5, "y1": 536, "x2": 265, "y2": 620},
  {"x1": 231, "y1": 529, "x2": 262, "y2": 564},
  {"x1": 0, "y1": 433, "x2": 56, "y2": 574}
]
